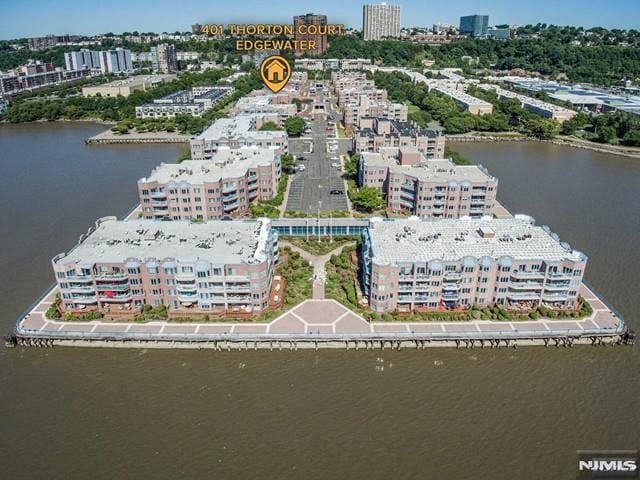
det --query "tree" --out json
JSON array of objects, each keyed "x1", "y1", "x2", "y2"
[
  {"x1": 597, "y1": 125, "x2": 617, "y2": 144},
  {"x1": 350, "y1": 186, "x2": 384, "y2": 211},
  {"x1": 283, "y1": 116, "x2": 306, "y2": 137},
  {"x1": 280, "y1": 153, "x2": 295, "y2": 174},
  {"x1": 525, "y1": 118, "x2": 559, "y2": 140},
  {"x1": 621, "y1": 130, "x2": 640, "y2": 146}
]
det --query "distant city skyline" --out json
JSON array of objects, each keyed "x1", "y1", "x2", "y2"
[{"x1": 2, "y1": 0, "x2": 639, "y2": 40}]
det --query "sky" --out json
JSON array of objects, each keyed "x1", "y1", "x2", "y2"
[{"x1": 1, "y1": 0, "x2": 639, "y2": 39}]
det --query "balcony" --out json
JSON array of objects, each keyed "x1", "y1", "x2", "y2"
[
  {"x1": 444, "y1": 272, "x2": 462, "y2": 281},
  {"x1": 151, "y1": 191, "x2": 166, "y2": 199},
  {"x1": 511, "y1": 271, "x2": 545, "y2": 279},
  {"x1": 544, "y1": 282, "x2": 571, "y2": 290},
  {"x1": 68, "y1": 285, "x2": 94, "y2": 293},
  {"x1": 71, "y1": 295, "x2": 98, "y2": 304},
  {"x1": 96, "y1": 283, "x2": 130, "y2": 291},
  {"x1": 442, "y1": 283, "x2": 461, "y2": 291},
  {"x1": 222, "y1": 185, "x2": 237, "y2": 194},
  {"x1": 177, "y1": 283, "x2": 197, "y2": 293},
  {"x1": 175, "y1": 273, "x2": 195, "y2": 282},
  {"x1": 66, "y1": 275, "x2": 92, "y2": 282},
  {"x1": 151, "y1": 200, "x2": 168, "y2": 207},
  {"x1": 542, "y1": 292, "x2": 569, "y2": 301},
  {"x1": 509, "y1": 282, "x2": 543, "y2": 290},
  {"x1": 507, "y1": 292, "x2": 540, "y2": 301},
  {"x1": 223, "y1": 202, "x2": 239, "y2": 212},
  {"x1": 99, "y1": 293, "x2": 132, "y2": 303},
  {"x1": 547, "y1": 272, "x2": 572, "y2": 280},
  {"x1": 178, "y1": 293, "x2": 198, "y2": 303},
  {"x1": 96, "y1": 273, "x2": 127, "y2": 281},
  {"x1": 222, "y1": 193, "x2": 238, "y2": 203}
]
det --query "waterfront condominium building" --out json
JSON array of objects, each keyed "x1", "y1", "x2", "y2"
[
  {"x1": 152, "y1": 44, "x2": 178, "y2": 73},
  {"x1": 459, "y1": 15, "x2": 489, "y2": 37},
  {"x1": 361, "y1": 215, "x2": 587, "y2": 313},
  {"x1": 353, "y1": 117, "x2": 445, "y2": 157},
  {"x1": 52, "y1": 217, "x2": 279, "y2": 318},
  {"x1": 190, "y1": 114, "x2": 288, "y2": 160},
  {"x1": 138, "y1": 146, "x2": 281, "y2": 220},
  {"x1": 359, "y1": 147, "x2": 497, "y2": 218},
  {"x1": 362, "y1": 3, "x2": 401, "y2": 41},
  {"x1": 293, "y1": 13, "x2": 328, "y2": 56}
]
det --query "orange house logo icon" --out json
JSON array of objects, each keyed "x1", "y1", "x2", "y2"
[{"x1": 260, "y1": 55, "x2": 291, "y2": 93}]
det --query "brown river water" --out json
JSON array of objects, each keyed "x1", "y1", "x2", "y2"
[{"x1": 0, "y1": 124, "x2": 638, "y2": 479}]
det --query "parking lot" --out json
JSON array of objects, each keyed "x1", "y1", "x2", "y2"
[{"x1": 286, "y1": 90, "x2": 351, "y2": 213}]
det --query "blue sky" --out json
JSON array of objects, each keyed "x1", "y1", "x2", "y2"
[{"x1": 1, "y1": 0, "x2": 639, "y2": 39}]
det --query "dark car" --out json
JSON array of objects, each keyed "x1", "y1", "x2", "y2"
[
  {"x1": 330, "y1": 189, "x2": 344, "y2": 195},
  {"x1": 297, "y1": 156, "x2": 306, "y2": 161}
]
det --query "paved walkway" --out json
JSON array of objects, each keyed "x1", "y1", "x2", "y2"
[{"x1": 17, "y1": 283, "x2": 624, "y2": 341}]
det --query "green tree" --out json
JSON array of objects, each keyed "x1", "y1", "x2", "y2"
[
  {"x1": 350, "y1": 186, "x2": 384, "y2": 211},
  {"x1": 621, "y1": 130, "x2": 640, "y2": 146},
  {"x1": 525, "y1": 118, "x2": 559, "y2": 140},
  {"x1": 597, "y1": 125, "x2": 617, "y2": 144},
  {"x1": 280, "y1": 153, "x2": 295, "y2": 173},
  {"x1": 283, "y1": 116, "x2": 306, "y2": 137}
]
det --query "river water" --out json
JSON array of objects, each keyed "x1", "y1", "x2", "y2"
[{"x1": 0, "y1": 126, "x2": 638, "y2": 479}]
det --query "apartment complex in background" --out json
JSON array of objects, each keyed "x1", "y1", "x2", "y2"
[
  {"x1": 361, "y1": 215, "x2": 587, "y2": 313},
  {"x1": 353, "y1": 117, "x2": 445, "y2": 157},
  {"x1": 65, "y1": 48, "x2": 133, "y2": 74},
  {"x1": 294, "y1": 58, "x2": 373, "y2": 71},
  {"x1": 293, "y1": 13, "x2": 328, "y2": 56},
  {"x1": 52, "y1": 217, "x2": 279, "y2": 318},
  {"x1": 135, "y1": 86, "x2": 233, "y2": 118},
  {"x1": 0, "y1": 62, "x2": 95, "y2": 98},
  {"x1": 190, "y1": 115, "x2": 288, "y2": 160},
  {"x1": 138, "y1": 146, "x2": 281, "y2": 220},
  {"x1": 332, "y1": 72, "x2": 408, "y2": 128},
  {"x1": 459, "y1": 15, "x2": 489, "y2": 37},
  {"x1": 359, "y1": 147, "x2": 497, "y2": 218},
  {"x1": 363, "y1": 3, "x2": 401, "y2": 41},
  {"x1": 152, "y1": 44, "x2": 178, "y2": 73},
  {"x1": 81, "y1": 74, "x2": 176, "y2": 97}
]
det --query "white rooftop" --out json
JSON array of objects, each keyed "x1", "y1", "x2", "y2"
[
  {"x1": 140, "y1": 146, "x2": 278, "y2": 184},
  {"x1": 59, "y1": 218, "x2": 272, "y2": 266},
  {"x1": 196, "y1": 115, "x2": 287, "y2": 142},
  {"x1": 368, "y1": 216, "x2": 586, "y2": 264},
  {"x1": 433, "y1": 85, "x2": 493, "y2": 107}
]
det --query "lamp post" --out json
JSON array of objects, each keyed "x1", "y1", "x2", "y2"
[{"x1": 317, "y1": 200, "x2": 322, "y2": 243}]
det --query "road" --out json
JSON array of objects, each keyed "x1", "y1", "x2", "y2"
[{"x1": 286, "y1": 84, "x2": 351, "y2": 213}]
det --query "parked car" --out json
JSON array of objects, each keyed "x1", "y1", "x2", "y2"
[
  {"x1": 297, "y1": 156, "x2": 306, "y2": 161},
  {"x1": 331, "y1": 163, "x2": 341, "y2": 168},
  {"x1": 330, "y1": 189, "x2": 344, "y2": 195},
  {"x1": 296, "y1": 164, "x2": 306, "y2": 172}
]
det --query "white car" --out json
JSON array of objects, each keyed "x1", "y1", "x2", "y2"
[{"x1": 296, "y1": 164, "x2": 306, "y2": 172}]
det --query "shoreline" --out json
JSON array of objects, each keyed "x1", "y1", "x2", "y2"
[{"x1": 448, "y1": 133, "x2": 640, "y2": 159}]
